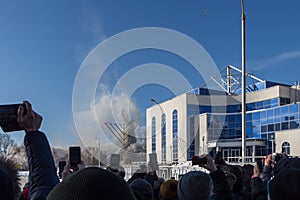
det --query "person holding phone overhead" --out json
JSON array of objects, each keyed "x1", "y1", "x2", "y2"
[{"x1": 17, "y1": 101, "x2": 59, "y2": 200}]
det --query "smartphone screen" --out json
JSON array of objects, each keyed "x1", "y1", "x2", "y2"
[
  {"x1": 0, "y1": 104, "x2": 26, "y2": 132},
  {"x1": 110, "y1": 154, "x2": 120, "y2": 170},
  {"x1": 69, "y1": 146, "x2": 81, "y2": 171}
]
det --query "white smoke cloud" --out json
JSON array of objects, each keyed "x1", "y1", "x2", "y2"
[{"x1": 74, "y1": 84, "x2": 142, "y2": 150}]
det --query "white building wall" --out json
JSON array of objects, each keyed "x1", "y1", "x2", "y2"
[
  {"x1": 146, "y1": 85, "x2": 300, "y2": 164},
  {"x1": 275, "y1": 129, "x2": 300, "y2": 156},
  {"x1": 146, "y1": 94, "x2": 188, "y2": 164}
]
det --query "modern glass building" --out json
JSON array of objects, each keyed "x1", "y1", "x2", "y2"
[{"x1": 146, "y1": 67, "x2": 300, "y2": 164}]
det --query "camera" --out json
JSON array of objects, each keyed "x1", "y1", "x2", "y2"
[
  {"x1": 0, "y1": 104, "x2": 27, "y2": 132},
  {"x1": 69, "y1": 146, "x2": 81, "y2": 171},
  {"x1": 192, "y1": 156, "x2": 208, "y2": 165},
  {"x1": 272, "y1": 153, "x2": 283, "y2": 162}
]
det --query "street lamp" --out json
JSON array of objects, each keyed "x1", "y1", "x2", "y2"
[
  {"x1": 151, "y1": 99, "x2": 164, "y2": 114},
  {"x1": 270, "y1": 135, "x2": 274, "y2": 153},
  {"x1": 95, "y1": 137, "x2": 101, "y2": 168}
]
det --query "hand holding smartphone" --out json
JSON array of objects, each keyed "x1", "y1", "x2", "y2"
[
  {"x1": 58, "y1": 161, "x2": 67, "y2": 179},
  {"x1": 0, "y1": 104, "x2": 27, "y2": 132}
]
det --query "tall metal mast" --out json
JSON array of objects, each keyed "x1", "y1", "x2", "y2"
[{"x1": 241, "y1": 0, "x2": 246, "y2": 165}]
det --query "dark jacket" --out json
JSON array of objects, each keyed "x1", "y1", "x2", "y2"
[
  {"x1": 24, "y1": 131, "x2": 59, "y2": 200},
  {"x1": 250, "y1": 177, "x2": 267, "y2": 200},
  {"x1": 210, "y1": 169, "x2": 235, "y2": 200},
  {"x1": 259, "y1": 165, "x2": 272, "y2": 184}
]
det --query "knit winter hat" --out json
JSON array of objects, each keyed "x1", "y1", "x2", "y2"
[
  {"x1": 47, "y1": 167, "x2": 136, "y2": 200},
  {"x1": 159, "y1": 179, "x2": 178, "y2": 200},
  {"x1": 269, "y1": 168, "x2": 300, "y2": 200},
  {"x1": 129, "y1": 178, "x2": 153, "y2": 200},
  {"x1": 178, "y1": 171, "x2": 212, "y2": 200}
]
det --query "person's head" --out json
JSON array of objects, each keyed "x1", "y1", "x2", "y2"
[
  {"x1": 242, "y1": 164, "x2": 254, "y2": 191},
  {"x1": 273, "y1": 157, "x2": 300, "y2": 175},
  {"x1": 0, "y1": 157, "x2": 20, "y2": 200},
  {"x1": 222, "y1": 164, "x2": 243, "y2": 192},
  {"x1": 46, "y1": 167, "x2": 136, "y2": 200},
  {"x1": 178, "y1": 171, "x2": 212, "y2": 200},
  {"x1": 159, "y1": 179, "x2": 178, "y2": 200},
  {"x1": 268, "y1": 168, "x2": 300, "y2": 200},
  {"x1": 129, "y1": 178, "x2": 153, "y2": 200},
  {"x1": 153, "y1": 177, "x2": 165, "y2": 200}
]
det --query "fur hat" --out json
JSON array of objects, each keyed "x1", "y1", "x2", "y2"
[
  {"x1": 47, "y1": 167, "x2": 136, "y2": 200},
  {"x1": 0, "y1": 156, "x2": 21, "y2": 199},
  {"x1": 269, "y1": 168, "x2": 300, "y2": 200},
  {"x1": 159, "y1": 179, "x2": 178, "y2": 200},
  {"x1": 177, "y1": 171, "x2": 212, "y2": 200}
]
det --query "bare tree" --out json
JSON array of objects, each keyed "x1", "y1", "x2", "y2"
[{"x1": 0, "y1": 133, "x2": 19, "y2": 159}]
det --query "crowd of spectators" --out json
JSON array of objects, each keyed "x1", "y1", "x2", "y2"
[{"x1": 1, "y1": 101, "x2": 300, "y2": 199}]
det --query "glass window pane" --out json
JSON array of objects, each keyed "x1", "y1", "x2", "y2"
[
  {"x1": 267, "y1": 109, "x2": 274, "y2": 118},
  {"x1": 246, "y1": 113, "x2": 252, "y2": 121},
  {"x1": 256, "y1": 101, "x2": 263, "y2": 109},
  {"x1": 281, "y1": 106, "x2": 289, "y2": 118},
  {"x1": 247, "y1": 103, "x2": 255, "y2": 111},
  {"x1": 261, "y1": 111, "x2": 267, "y2": 119},
  {"x1": 275, "y1": 116, "x2": 281, "y2": 123},
  {"x1": 281, "y1": 122, "x2": 289, "y2": 130},
  {"x1": 253, "y1": 112, "x2": 260, "y2": 120},
  {"x1": 275, "y1": 123, "x2": 281, "y2": 131},
  {"x1": 275, "y1": 108, "x2": 281, "y2": 118},
  {"x1": 261, "y1": 125, "x2": 267, "y2": 133},
  {"x1": 228, "y1": 115, "x2": 235, "y2": 123},
  {"x1": 290, "y1": 119, "x2": 299, "y2": 129},
  {"x1": 268, "y1": 124, "x2": 274, "y2": 132},
  {"x1": 235, "y1": 115, "x2": 241, "y2": 122},
  {"x1": 263, "y1": 99, "x2": 271, "y2": 109},
  {"x1": 271, "y1": 98, "x2": 278, "y2": 105},
  {"x1": 267, "y1": 117, "x2": 274, "y2": 123},
  {"x1": 289, "y1": 104, "x2": 299, "y2": 114}
]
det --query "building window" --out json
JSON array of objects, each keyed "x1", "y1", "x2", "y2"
[
  {"x1": 172, "y1": 110, "x2": 178, "y2": 161},
  {"x1": 161, "y1": 114, "x2": 166, "y2": 162},
  {"x1": 282, "y1": 142, "x2": 290, "y2": 155},
  {"x1": 152, "y1": 117, "x2": 156, "y2": 152}
]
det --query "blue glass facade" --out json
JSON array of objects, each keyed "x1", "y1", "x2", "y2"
[{"x1": 186, "y1": 97, "x2": 300, "y2": 158}]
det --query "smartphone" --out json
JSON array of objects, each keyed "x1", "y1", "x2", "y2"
[
  {"x1": 58, "y1": 161, "x2": 66, "y2": 178},
  {"x1": 192, "y1": 156, "x2": 208, "y2": 165},
  {"x1": 214, "y1": 151, "x2": 223, "y2": 165},
  {"x1": 69, "y1": 146, "x2": 81, "y2": 171},
  {"x1": 0, "y1": 104, "x2": 27, "y2": 132},
  {"x1": 110, "y1": 154, "x2": 120, "y2": 170}
]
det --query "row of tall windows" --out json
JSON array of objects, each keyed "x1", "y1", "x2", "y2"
[
  {"x1": 161, "y1": 114, "x2": 166, "y2": 162},
  {"x1": 151, "y1": 110, "x2": 178, "y2": 162}
]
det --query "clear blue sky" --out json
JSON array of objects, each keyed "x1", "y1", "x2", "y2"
[{"x1": 1, "y1": 0, "x2": 299, "y2": 148}]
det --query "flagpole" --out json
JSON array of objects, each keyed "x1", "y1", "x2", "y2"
[{"x1": 241, "y1": 0, "x2": 246, "y2": 165}]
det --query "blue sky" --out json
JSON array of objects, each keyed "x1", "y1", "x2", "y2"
[{"x1": 0, "y1": 0, "x2": 299, "y2": 148}]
